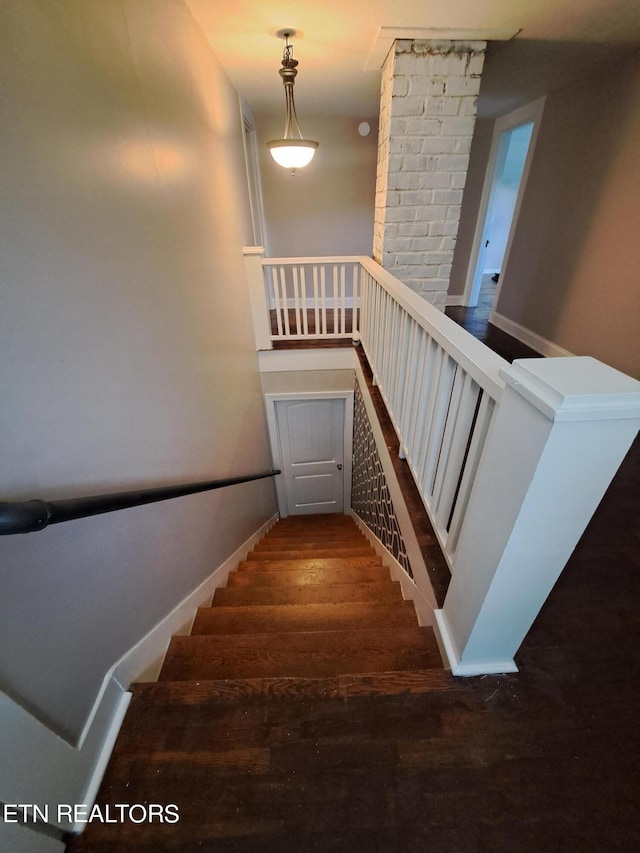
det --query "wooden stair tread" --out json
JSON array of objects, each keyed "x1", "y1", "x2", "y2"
[
  {"x1": 117, "y1": 670, "x2": 457, "y2": 753},
  {"x1": 212, "y1": 581, "x2": 402, "y2": 607},
  {"x1": 227, "y1": 566, "x2": 388, "y2": 587},
  {"x1": 192, "y1": 601, "x2": 417, "y2": 634},
  {"x1": 159, "y1": 626, "x2": 441, "y2": 681},
  {"x1": 67, "y1": 512, "x2": 455, "y2": 852}
]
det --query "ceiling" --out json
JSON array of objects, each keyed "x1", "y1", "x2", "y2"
[{"x1": 187, "y1": 0, "x2": 640, "y2": 119}]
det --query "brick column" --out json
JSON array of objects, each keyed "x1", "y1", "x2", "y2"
[{"x1": 373, "y1": 40, "x2": 486, "y2": 309}]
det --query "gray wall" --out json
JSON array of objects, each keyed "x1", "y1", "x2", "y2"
[
  {"x1": 450, "y1": 48, "x2": 640, "y2": 378},
  {"x1": 496, "y1": 51, "x2": 640, "y2": 377},
  {"x1": 258, "y1": 115, "x2": 378, "y2": 257},
  {"x1": 0, "y1": 1, "x2": 276, "y2": 742}
]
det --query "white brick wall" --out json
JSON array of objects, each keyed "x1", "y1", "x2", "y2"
[{"x1": 373, "y1": 39, "x2": 486, "y2": 308}]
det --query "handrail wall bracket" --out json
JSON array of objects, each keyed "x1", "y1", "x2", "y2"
[{"x1": 0, "y1": 500, "x2": 53, "y2": 535}]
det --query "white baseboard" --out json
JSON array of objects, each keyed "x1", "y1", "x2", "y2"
[
  {"x1": 446, "y1": 294, "x2": 465, "y2": 306},
  {"x1": 111, "y1": 513, "x2": 279, "y2": 690},
  {"x1": 73, "y1": 689, "x2": 131, "y2": 833},
  {"x1": 0, "y1": 514, "x2": 278, "y2": 836},
  {"x1": 433, "y1": 610, "x2": 518, "y2": 676},
  {"x1": 348, "y1": 510, "x2": 434, "y2": 627},
  {"x1": 490, "y1": 311, "x2": 574, "y2": 359}
]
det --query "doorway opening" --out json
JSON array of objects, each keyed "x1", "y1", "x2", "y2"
[{"x1": 463, "y1": 97, "x2": 545, "y2": 315}]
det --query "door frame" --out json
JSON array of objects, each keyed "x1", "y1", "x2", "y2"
[
  {"x1": 462, "y1": 96, "x2": 546, "y2": 308},
  {"x1": 265, "y1": 391, "x2": 354, "y2": 517},
  {"x1": 240, "y1": 100, "x2": 268, "y2": 251}
]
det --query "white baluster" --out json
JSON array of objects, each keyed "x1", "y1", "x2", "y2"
[
  {"x1": 432, "y1": 371, "x2": 480, "y2": 537},
  {"x1": 312, "y1": 265, "x2": 320, "y2": 336},
  {"x1": 447, "y1": 393, "x2": 495, "y2": 557},
  {"x1": 320, "y1": 266, "x2": 327, "y2": 335},
  {"x1": 279, "y1": 266, "x2": 290, "y2": 336}
]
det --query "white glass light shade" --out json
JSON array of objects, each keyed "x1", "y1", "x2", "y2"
[{"x1": 267, "y1": 139, "x2": 319, "y2": 169}]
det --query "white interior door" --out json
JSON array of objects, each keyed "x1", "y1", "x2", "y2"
[{"x1": 276, "y1": 398, "x2": 345, "y2": 515}]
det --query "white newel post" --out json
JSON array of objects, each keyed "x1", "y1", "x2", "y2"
[
  {"x1": 435, "y1": 356, "x2": 640, "y2": 676},
  {"x1": 243, "y1": 247, "x2": 272, "y2": 350}
]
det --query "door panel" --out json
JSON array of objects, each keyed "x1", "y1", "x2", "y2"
[{"x1": 276, "y1": 399, "x2": 344, "y2": 515}]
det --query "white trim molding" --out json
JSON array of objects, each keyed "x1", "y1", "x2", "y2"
[
  {"x1": 434, "y1": 610, "x2": 518, "y2": 675},
  {"x1": 463, "y1": 97, "x2": 546, "y2": 308},
  {"x1": 490, "y1": 310, "x2": 574, "y2": 358},
  {"x1": 446, "y1": 295, "x2": 466, "y2": 307},
  {"x1": 111, "y1": 513, "x2": 278, "y2": 689},
  {"x1": 366, "y1": 27, "x2": 519, "y2": 71}
]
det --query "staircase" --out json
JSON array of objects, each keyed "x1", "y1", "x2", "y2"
[{"x1": 68, "y1": 514, "x2": 451, "y2": 851}]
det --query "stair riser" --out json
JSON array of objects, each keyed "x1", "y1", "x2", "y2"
[
  {"x1": 160, "y1": 647, "x2": 440, "y2": 681},
  {"x1": 192, "y1": 604, "x2": 417, "y2": 635},
  {"x1": 238, "y1": 556, "x2": 382, "y2": 572},
  {"x1": 131, "y1": 668, "x2": 454, "y2": 708},
  {"x1": 212, "y1": 583, "x2": 402, "y2": 607},
  {"x1": 248, "y1": 549, "x2": 374, "y2": 561}
]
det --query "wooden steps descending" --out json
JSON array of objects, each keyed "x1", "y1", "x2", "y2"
[
  {"x1": 68, "y1": 513, "x2": 450, "y2": 851},
  {"x1": 160, "y1": 513, "x2": 441, "y2": 682}
]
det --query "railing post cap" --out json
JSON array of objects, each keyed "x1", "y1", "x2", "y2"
[{"x1": 500, "y1": 356, "x2": 640, "y2": 422}]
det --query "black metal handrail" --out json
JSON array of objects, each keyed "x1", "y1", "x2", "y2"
[{"x1": 0, "y1": 470, "x2": 280, "y2": 535}]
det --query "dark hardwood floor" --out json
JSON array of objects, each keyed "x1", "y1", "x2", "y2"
[
  {"x1": 66, "y1": 298, "x2": 640, "y2": 851},
  {"x1": 445, "y1": 274, "x2": 540, "y2": 362},
  {"x1": 66, "y1": 446, "x2": 640, "y2": 852}
]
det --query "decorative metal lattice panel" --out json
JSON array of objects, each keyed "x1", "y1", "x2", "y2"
[{"x1": 351, "y1": 384, "x2": 413, "y2": 579}]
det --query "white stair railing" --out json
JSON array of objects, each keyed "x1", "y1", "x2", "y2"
[
  {"x1": 263, "y1": 257, "x2": 361, "y2": 340},
  {"x1": 358, "y1": 258, "x2": 507, "y2": 570},
  {"x1": 244, "y1": 248, "x2": 640, "y2": 676}
]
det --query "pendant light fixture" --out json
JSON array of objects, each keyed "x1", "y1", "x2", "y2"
[{"x1": 266, "y1": 30, "x2": 318, "y2": 173}]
